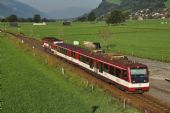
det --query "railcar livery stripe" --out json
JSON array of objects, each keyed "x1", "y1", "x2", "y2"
[{"x1": 51, "y1": 48, "x2": 149, "y2": 88}]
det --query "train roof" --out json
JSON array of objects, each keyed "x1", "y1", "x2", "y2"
[
  {"x1": 42, "y1": 37, "x2": 62, "y2": 41},
  {"x1": 56, "y1": 43, "x2": 147, "y2": 69}
]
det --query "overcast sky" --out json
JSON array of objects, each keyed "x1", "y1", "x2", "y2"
[{"x1": 17, "y1": 0, "x2": 102, "y2": 12}]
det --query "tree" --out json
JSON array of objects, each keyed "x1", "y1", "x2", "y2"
[
  {"x1": 27, "y1": 18, "x2": 33, "y2": 22},
  {"x1": 98, "y1": 27, "x2": 112, "y2": 50},
  {"x1": 123, "y1": 11, "x2": 131, "y2": 19},
  {"x1": 106, "y1": 10, "x2": 125, "y2": 24},
  {"x1": 77, "y1": 16, "x2": 87, "y2": 22},
  {"x1": 42, "y1": 18, "x2": 48, "y2": 22},
  {"x1": 33, "y1": 14, "x2": 41, "y2": 23},
  {"x1": 88, "y1": 12, "x2": 96, "y2": 22},
  {"x1": 1, "y1": 18, "x2": 6, "y2": 22},
  {"x1": 6, "y1": 15, "x2": 18, "y2": 22}
]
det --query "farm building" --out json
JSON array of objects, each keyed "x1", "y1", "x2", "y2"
[
  {"x1": 33, "y1": 22, "x2": 47, "y2": 26},
  {"x1": 63, "y1": 21, "x2": 71, "y2": 26}
]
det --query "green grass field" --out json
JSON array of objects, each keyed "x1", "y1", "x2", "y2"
[
  {"x1": 0, "y1": 19, "x2": 170, "y2": 62},
  {"x1": 0, "y1": 35, "x2": 139, "y2": 113}
]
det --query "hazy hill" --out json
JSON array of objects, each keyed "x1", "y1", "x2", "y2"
[
  {"x1": 93, "y1": 0, "x2": 170, "y2": 18},
  {"x1": 0, "y1": 0, "x2": 46, "y2": 18},
  {"x1": 48, "y1": 7, "x2": 91, "y2": 19}
]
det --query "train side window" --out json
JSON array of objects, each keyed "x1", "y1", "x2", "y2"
[
  {"x1": 122, "y1": 70, "x2": 128, "y2": 81},
  {"x1": 103, "y1": 64, "x2": 109, "y2": 73},
  {"x1": 116, "y1": 68, "x2": 121, "y2": 78},
  {"x1": 61, "y1": 48, "x2": 63, "y2": 53},
  {"x1": 84, "y1": 57, "x2": 89, "y2": 64},
  {"x1": 60, "y1": 48, "x2": 62, "y2": 53},
  {"x1": 73, "y1": 52, "x2": 76, "y2": 58},
  {"x1": 99, "y1": 62, "x2": 103, "y2": 73},
  {"x1": 65, "y1": 49, "x2": 68, "y2": 55},
  {"x1": 71, "y1": 51, "x2": 76, "y2": 58},
  {"x1": 79, "y1": 55, "x2": 89, "y2": 65},
  {"x1": 79, "y1": 55, "x2": 83, "y2": 62},
  {"x1": 109, "y1": 66, "x2": 114, "y2": 75},
  {"x1": 63, "y1": 49, "x2": 66, "y2": 54},
  {"x1": 57, "y1": 47, "x2": 61, "y2": 52},
  {"x1": 61, "y1": 48, "x2": 66, "y2": 54}
]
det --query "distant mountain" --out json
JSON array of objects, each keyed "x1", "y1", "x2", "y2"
[
  {"x1": 92, "y1": 0, "x2": 170, "y2": 18},
  {"x1": 48, "y1": 7, "x2": 91, "y2": 19},
  {"x1": 0, "y1": 0, "x2": 46, "y2": 18}
]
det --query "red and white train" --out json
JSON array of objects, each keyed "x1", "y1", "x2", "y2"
[{"x1": 42, "y1": 37, "x2": 149, "y2": 93}]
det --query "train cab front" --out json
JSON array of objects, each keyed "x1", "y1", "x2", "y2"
[{"x1": 128, "y1": 66, "x2": 150, "y2": 93}]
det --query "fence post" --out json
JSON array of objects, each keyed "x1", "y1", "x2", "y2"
[
  {"x1": 21, "y1": 40, "x2": 24, "y2": 44},
  {"x1": 32, "y1": 46, "x2": 35, "y2": 56},
  {"x1": 62, "y1": 67, "x2": 65, "y2": 75},
  {"x1": 123, "y1": 99, "x2": 126, "y2": 109},
  {"x1": 91, "y1": 85, "x2": 94, "y2": 92}
]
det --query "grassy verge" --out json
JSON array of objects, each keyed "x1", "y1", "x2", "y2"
[{"x1": 0, "y1": 34, "x2": 139, "y2": 113}]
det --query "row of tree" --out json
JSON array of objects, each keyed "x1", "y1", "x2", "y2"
[
  {"x1": 77, "y1": 12, "x2": 96, "y2": 22},
  {"x1": 0, "y1": 14, "x2": 55, "y2": 23},
  {"x1": 1, "y1": 10, "x2": 126, "y2": 24},
  {"x1": 77, "y1": 10, "x2": 126, "y2": 24}
]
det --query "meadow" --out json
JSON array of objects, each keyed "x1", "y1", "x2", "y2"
[
  {"x1": 0, "y1": 34, "x2": 139, "y2": 113},
  {"x1": 0, "y1": 19, "x2": 170, "y2": 62}
]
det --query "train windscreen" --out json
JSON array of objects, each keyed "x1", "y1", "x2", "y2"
[{"x1": 130, "y1": 69, "x2": 148, "y2": 83}]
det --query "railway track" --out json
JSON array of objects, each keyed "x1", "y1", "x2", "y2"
[
  {"x1": 133, "y1": 94, "x2": 170, "y2": 113},
  {"x1": 1, "y1": 29, "x2": 170, "y2": 113}
]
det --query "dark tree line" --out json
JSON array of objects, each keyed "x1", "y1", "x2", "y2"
[
  {"x1": 88, "y1": 12, "x2": 96, "y2": 22},
  {"x1": 76, "y1": 12, "x2": 96, "y2": 22},
  {"x1": 1, "y1": 10, "x2": 126, "y2": 25},
  {"x1": 76, "y1": 10, "x2": 126, "y2": 24},
  {"x1": 0, "y1": 14, "x2": 55, "y2": 22}
]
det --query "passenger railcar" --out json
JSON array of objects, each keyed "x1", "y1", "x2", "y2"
[{"x1": 42, "y1": 37, "x2": 149, "y2": 93}]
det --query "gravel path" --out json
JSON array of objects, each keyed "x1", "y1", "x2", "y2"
[{"x1": 128, "y1": 56, "x2": 170, "y2": 80}]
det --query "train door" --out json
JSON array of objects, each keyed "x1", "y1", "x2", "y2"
[
  {"x1": 76, "y1": 52, "x2": 79, "y2": 60},
  {"x1": 121, "y1": 70, "x2": 128, "y2": 82},
  {"x1": 68, "y1": 50, "x2": 71, "y2": 57},
  {"x1": 89, "y1": 59, "x2": 94, "y2": 69},
  {"x1": 94, "y1": 61, "x2": 98, "y2": 74}
]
